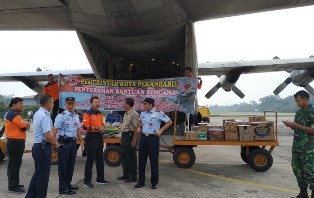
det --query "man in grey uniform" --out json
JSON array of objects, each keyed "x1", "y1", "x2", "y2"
[{"x1": 117, "y1": 98, "x2": 139, "y2": 182}]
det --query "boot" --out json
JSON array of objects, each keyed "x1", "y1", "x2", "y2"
[{"x1": 295, "y1": 188, "x2": 309, "y2": 198}]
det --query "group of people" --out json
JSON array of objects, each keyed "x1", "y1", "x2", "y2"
[
  {"x1": 4, "y1": 92, "x2": 173, "y2": 197},
  {"x1": 4, "y1": 71, "x2": 314, "y2": 198}
]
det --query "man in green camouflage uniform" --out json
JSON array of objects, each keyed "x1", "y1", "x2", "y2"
[{"x1": 284, "y1": 90, "x2": 314, "y2": 198}]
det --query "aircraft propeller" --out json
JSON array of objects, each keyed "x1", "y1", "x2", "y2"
[
  {"x1": 205, "y1": 82, "x2": 245, "y2": 99},
  {"x1": 205, "y1": 82, "x2": 221, "y2": 99},
  {"x1": 273, "y1": 77, "x2": 292, "y2": 95}
]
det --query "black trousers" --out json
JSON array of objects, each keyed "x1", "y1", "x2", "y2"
[
  {"x1": 58, "y1": 137, "x2": 77, "y2": 192},
  {"x1": 26, "y1": 143, "x2": 52, "y2": 198},
  {"x1": 51, "y1": 99, "x2": 64, "y2": 124},
  {"x1": 6, "y1": 139, "x2": 25, "y2": 190},
  {"x1": 121, "y1": 132, "x2": 137, "y2": 178},
  {"x1": 84, "y1": 133, "x2": 104, "y2": 183},
  {"x1": 138, "y1": 134, "x2": 159, "y2": 186}
]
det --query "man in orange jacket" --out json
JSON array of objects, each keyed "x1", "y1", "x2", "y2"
[
  {"x1": 5, "y1": 97, "x2": 30, "y2": 193},
  {"x1": 43, "y1": 74, "x2": 61, "y2": 123},
  {"x1": 82, "y1": 96, "x2": 109, "y2": 188}
]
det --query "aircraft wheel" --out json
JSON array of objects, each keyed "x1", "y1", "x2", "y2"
[
  {"x1": 248, "y1": 148, "x2": 273, "y2": 172},
  {"x1": 173, "y1": 147, "x2": 196, "y2": 168},
  {"x1": 104, "y1": 145, "x2": 122, "y2": 167}
]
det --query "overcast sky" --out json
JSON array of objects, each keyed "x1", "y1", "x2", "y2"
[{"x1": 0, "y1": 5, "x2": 313, "y2": 106}]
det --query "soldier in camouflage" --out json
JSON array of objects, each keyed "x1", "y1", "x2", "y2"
[{"x1": 284, "y1": 90, "x2": 314, "y2": 198}]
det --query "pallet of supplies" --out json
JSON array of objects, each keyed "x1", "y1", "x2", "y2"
[
  {"x1": 250, "y1": 121, "x2": 275, "y2": 141},
  {"x1": 224, "y1": 121, "x2": 237, "y2": 132},
  {"x1": 208, "y1": 128, "x2": 224, "y2": 141},
  {"x1": 197, "y1": 131, "x2": 207, "y2": 140},
  {"x1": 225, "y1": 130, "x2": 239, "y2": 141},
  {"x1": 249, "y1": 116, "x2": 266, "y2": 122},
  {"x1": 238, "y1": 125, "x2": 253, "y2": 141},
  {"x1": 198, "y1": 123, "x2": 208, "y2": 132},
  {"x1": 185, "y1": 131, "x2": 197, "y2": 140}
]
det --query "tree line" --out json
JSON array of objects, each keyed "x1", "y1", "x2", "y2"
[
  {"x1": 209, "y1": 94, "x2": 314, "y2": 113},
  {"x1": 0, "y1": 95, "x2": 38, "y2": 120}
]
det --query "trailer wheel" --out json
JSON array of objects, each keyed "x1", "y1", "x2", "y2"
[
  {"x1": 104, "y1": 145, "x2": 122, "y2": 167},
  {"x1": 240, "y1": 146, "x2": 259, "y2": 163},
  {"x1": 0, "y1": 149, "x2": 5, "y2": 161},
  {"x1": 248, "y1": 148, "x2": 273, "y2": 172},
  {"x1": 173, "y1": 147, "x2": 196, "y2": 168}
]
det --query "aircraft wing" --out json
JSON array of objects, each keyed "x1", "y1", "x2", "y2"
[
  {"x1": 0, "y1": 69, "x2": 94, "y2": 93},
  {"x1": 198, "y1": 58, "x2": 314, "y2": 76}
]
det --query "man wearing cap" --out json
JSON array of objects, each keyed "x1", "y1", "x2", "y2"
[
  {"x1": 134, "y1": 98, "x2": 172, "y2": 189},
  {"x1": 117, "y1": 98, "x2": 139, "y2": 183},
  {"x1": 82, "y1": 96, "x2": 109, "y2": 188},
  {"x1": 53, "y1": 97, "x2": 83, "y2": 195},
  {"x1": 5, "y1": 97, "x2": 30, "y2": 193}
]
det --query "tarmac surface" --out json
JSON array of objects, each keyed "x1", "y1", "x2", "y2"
[{"x1": 0, "y1": 115, "x2": 301, "y2": 198}]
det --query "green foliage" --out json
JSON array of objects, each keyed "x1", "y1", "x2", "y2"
[
  {"x1": 0, "y1": 95, "x2": 38, "y2": 120},
  {"x1": 210, "y1": 94, "x2": 314, "y2": 113}
]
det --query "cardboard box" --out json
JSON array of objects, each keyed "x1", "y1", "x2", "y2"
[
  {"x1": 224, "y1": 121, "x2": 237, "y2": 131},
  {"x1": 223, "y1": 119, "x2": 235, "y2": 126},
  {"x1": 208, "y1": 129, "x2": 224, "y2": 141},
  {"x1": 185, "y1": 131, "x2": 198, "y2": 140},
  {"x1": 197, "y1": 131, "x2": 208, "y2": 140},
  {"x1": 249, "y1": 116, "x2": 266, "y2": 122},
  {"x1": 238, "y1": 125, "x2": 253, "y2": 141},
  {"x1": 236, "y1": 121, "x2": 250, "y2": 126},
  {"x1": 191, "y1": 126, "x2": 198, "y2": 131},
  {"x1": 251, "y1": 121, "x2": 275, "y2": 141},
  {"x1": 225, "y1": 130, "x2": 239, "y2": 141},
  {"x1": 208, "y1": 126, "x2": 224, "y2": 131},
  {"x1": 198, "y1": 123, "x2": 208, "y2": 132}
]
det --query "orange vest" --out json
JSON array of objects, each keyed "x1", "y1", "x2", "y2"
[
  {"x1": 5, "y1": 109, "x2": 28, "y2": 140},
  {"x1": 43, "y1": 81, "x2": 59, "y2": 100},
  {"x1": 83, "y1": 109, "x2": 104, "y2": 132}
]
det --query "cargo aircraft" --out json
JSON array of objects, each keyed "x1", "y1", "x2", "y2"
[{"x1": 1, "y1": 1, "x2": 314, "y2": 99}]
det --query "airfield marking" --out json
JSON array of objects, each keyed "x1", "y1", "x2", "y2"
[
  {"x1": 160, "y1": 161, "x2": 298, "y2": 194},
  {"x1": 186, "y1": 168, "x2": 298, "y2": 194}
]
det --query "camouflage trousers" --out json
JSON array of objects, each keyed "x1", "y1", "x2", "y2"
[{"x1": 292, "y1": 149, "x2": 314, "y2": 189}]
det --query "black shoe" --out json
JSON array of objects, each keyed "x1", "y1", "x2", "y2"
[
  {"x1": 134, "y1": 183, "x2": 144, "y2": 188},
  {"x1": 83, "y1": 182, "x2": 94, "y2": 188},
  {"x1": 59, "y1": 190, "x2": 76, "y2": 195},
  {"x1": 8, "y1": 187, "x2": 25, "y2": 194},
  {"x1": 69, "y1": 184, "x2": 79, "y2": 190},
  {"x1": 117, "y1": 176, "x2": 128, "y2": 180},
  {"x1": 151, "y1": 184, "x2": 158, "y2": 189},
  {"x1": 124, "y1": 177, "x2": 137, "y2": 183}
]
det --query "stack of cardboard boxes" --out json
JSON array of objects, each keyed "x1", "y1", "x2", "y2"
[{"x1": 184, "y1": 115, "x2": 276, "y2": 141}]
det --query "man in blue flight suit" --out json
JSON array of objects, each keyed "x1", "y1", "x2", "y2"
[
  {"x1": 25, "y1": 94, "x2": 61, "y2": 198},
  {"x1": 105, "y1": 111, "x2": 122, "y2": 124},
  {"x1": 134, "y1": 98, "x2": 173, "y2": 189},
  {"x1": 53, "y1": 97, "x2": 83, "y2": 195}
]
